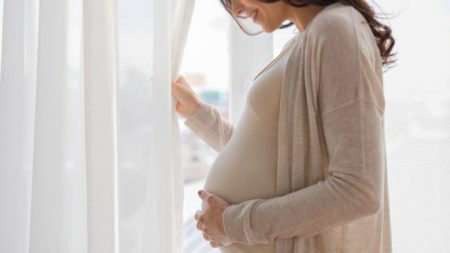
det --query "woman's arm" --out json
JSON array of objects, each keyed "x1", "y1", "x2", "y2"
[
  {"x1": 171, "y1": 75, "x2": 234, "y2": 152},
  {"x1": 184, "y1": 102, "x2": 234, "y2": 152}
]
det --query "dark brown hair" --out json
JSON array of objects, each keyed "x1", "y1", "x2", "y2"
[{"x1": 219, "y1": 0, "x2": 396, "y2": 67}]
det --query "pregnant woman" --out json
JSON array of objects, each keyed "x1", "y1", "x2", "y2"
[{"x1": 172, "y1": 1, "x2": 395, "y2": 253}]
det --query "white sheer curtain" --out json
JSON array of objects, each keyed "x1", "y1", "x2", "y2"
[
  {"x1": 117, "y1": 0, "x2": 195, "y2": 252},
  {"x1": 0, "y1": 0, "x2": 194, "y2": 252}
]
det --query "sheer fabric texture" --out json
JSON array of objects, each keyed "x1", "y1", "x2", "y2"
[{"x1": 0, "y1": 0, "x2": 195, "y2": 252}]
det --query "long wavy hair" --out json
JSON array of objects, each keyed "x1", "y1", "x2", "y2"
[{"x1": 219, "y1": 0, "x2": 396, "y2": 67}]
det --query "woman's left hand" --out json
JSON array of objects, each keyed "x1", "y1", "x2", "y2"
[{"x1": 195, "y1": 190, "x2": 232, "y2": 248}]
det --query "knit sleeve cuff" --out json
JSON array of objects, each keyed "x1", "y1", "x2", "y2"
[
  {"x1": 223, "y1": 199, "x2": 271, "y2": 245},
  {"x1": 183, "y1": 102, "x2": 212, "y2": 132}
]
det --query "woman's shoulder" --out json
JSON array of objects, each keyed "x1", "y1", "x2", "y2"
[{"x1": 306, "y1": 3, "x2": 368, "y2": 42}]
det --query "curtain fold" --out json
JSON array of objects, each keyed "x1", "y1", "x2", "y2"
[
  {"x1": 141, "y1": 0, "x2": 196, "y2": 252},
  {"x1": 170, "y1": 1, "x2": 196, "y2": 250},
  {"x1": 0, "y1": 0, "x2": 35, "y2": 252},
  {"x1": 0, "y1": 0, "x2": 195, "y2": 252},
  {"x1": 29, "y1": 0, "x2": 68, "y2": 251},
  {"x1": 83, "y1": 0, "x2": 119, "y2": 252}
]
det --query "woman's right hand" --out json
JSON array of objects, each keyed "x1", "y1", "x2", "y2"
[{"x1": 171, "y1": 75, "x2": 202, "y2": 118}]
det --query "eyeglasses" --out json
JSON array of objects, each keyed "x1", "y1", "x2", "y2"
[{"x1": 220, "y1": 0, "x2": 264, "y2": 36}]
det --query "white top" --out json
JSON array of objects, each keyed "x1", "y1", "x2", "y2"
[{"x1": 202, "y1": 36, "x2": 296, "y2": 253}]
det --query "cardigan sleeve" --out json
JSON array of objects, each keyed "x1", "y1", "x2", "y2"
[
  {"x1": 184, "y1": 102, "x2": 234, "y2": 152},
  {"x1": 222, "y1": 8, "x2": 386, "y2": 245}
]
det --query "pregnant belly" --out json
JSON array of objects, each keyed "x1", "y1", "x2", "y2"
[
  {"x1": 203, "y1": 126, "x2": 277, "y2": 205},
  {"x1": 201, "y1": 113, "x2": 277, "y2": 253}
]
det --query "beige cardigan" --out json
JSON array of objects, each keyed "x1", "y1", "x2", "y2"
[{"x1": 185, "y1": 3, "x2": 391, "y2": 253}]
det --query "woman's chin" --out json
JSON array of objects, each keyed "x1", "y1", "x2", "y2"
[
  {"x1": 256, "y1": 20, "x2": 280, "y2": 33},
  {"x1": 261, "y1": 25, "x2": 277, "y2": 33}
]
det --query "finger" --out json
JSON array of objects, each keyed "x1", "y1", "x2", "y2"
[
  {"x1": 198, "y1": 190, "x2": 205, "y2": 199},
  {"x1": 196, "y1": 222, "x2": 203, "y2": 231},
  {"x1": 194, "y1": 211, "x2": 201, "y2": 222},
  {"x1": 172, "y1": 82, "x2": 180, "y2": 91},
  {"x1": 202, "y1": 232, "x2": 210, "y2": 241},
  {"x1": 198, "y1": 190, "x2": 214, "y2": 205},
  {"x1": 178, "y1": 75, "x2": 186, "y2": 83},
  {"x1": 171, "y1": 83, "x2": 180, "y2": 96},
  {"x1": 175, "y1": 102, "x2": 182, "y2": 111},
  {"x1": 206, "y1": 194, "x2": 216, "y2": 206},
  {"x1": 196, "y1": 221, "x2": 208, "y2": 232},
  {"x1": 210, "y1": 240, "x2": 221, "y2": 248},
  {"x1": 175, "y1": 75, "x2": 184, "y2": 82}
]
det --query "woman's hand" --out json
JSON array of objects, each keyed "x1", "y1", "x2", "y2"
[
  {"x1": 195, "y1": 190, "x2": 232, "y2": 248},
  {"x1": 171, "y1": 75, "x2": 202, "y2": 118}
]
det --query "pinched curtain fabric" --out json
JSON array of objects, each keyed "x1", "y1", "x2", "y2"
[{"x1": 0, "y1": 0, "x2": 195, "y2": 252}]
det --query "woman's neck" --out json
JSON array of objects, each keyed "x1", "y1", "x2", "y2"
[{"x1": 287, "y1": 5, "x2": 327, "y2": 32}]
